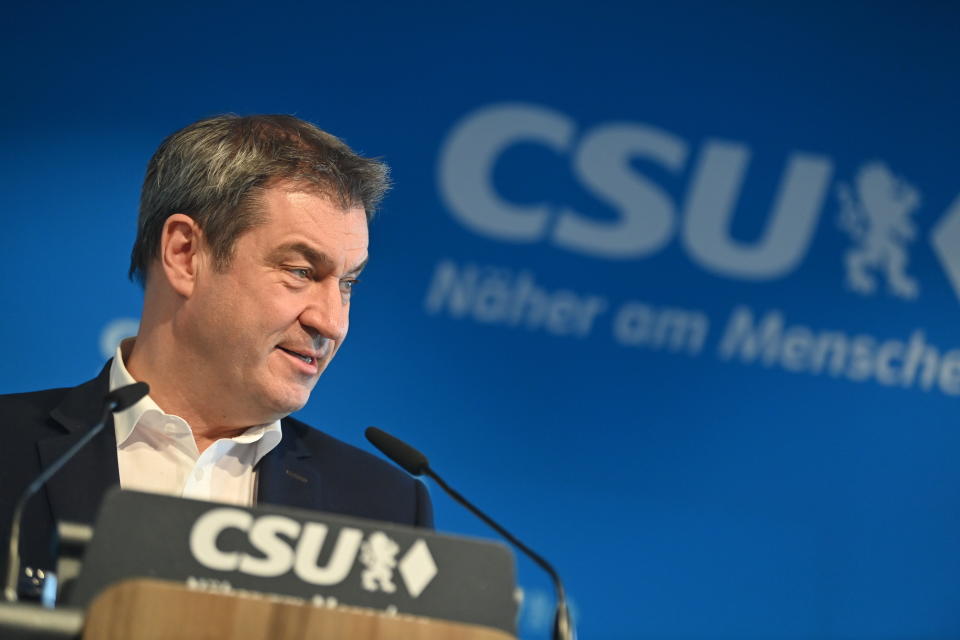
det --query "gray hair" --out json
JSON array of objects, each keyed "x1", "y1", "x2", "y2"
[{"x1": 129, "y1": 114, "x2": 390, "y2": 285}]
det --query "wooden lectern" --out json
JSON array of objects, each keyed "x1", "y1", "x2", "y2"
[{"x1": 82, "y1": 578, "x2": 515, "y2": 640}]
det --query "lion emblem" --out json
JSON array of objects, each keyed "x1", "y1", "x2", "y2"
[
  {"x1": 359, "y1": 532, "x2": 399, "y2": 593},
  {"x1": 837, "y1": 161, "x2": 921, "y2": 299}
]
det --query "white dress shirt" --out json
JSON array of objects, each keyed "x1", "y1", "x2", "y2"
[{"x1": 109, "y1": 339, "x2": 282, "y2": 506}]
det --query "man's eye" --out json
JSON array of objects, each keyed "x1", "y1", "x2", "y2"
[
  {"x1": 287, "y1": 267, "x2": 311, "y2": 279},
  {"x1": 340, "y1": 278, "x2": 359, "y2": 293}
]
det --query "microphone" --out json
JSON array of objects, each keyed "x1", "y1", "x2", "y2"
[
  {"x1": 365, "y1": 426, "x2": 574, "y2": 640},
  {"x1": 3, "y1": 382, "x2": 149, "y2": 602}
]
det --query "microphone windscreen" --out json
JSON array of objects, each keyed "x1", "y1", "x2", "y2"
[
  {"x1": 365, "y1": 426, "x2": 429, "y2": 475},
  {"x1": 107, "y1": 382, "x2": 150, "y2": 412}
]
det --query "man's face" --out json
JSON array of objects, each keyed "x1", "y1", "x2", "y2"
[{"x1": 186, "y1": 183, "x2": 368, "y2": 425}]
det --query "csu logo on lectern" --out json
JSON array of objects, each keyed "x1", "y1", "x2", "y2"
[
  {"x1": 189, "y1": 508, "x2": 438, "y2": 598},
  {"x1": 438, "y1": 103, "x2": 960, "y2": 301}
]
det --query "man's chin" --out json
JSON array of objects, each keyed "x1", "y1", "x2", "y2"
[
  {"x1": 268, "y1": 390, "x2": 312, "y2": 418},
  {"x1": 252, "y1": 378, "x2": 317, "y2": 421}
]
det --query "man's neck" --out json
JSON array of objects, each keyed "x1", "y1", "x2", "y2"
[{"x1": 122, "y1": 335, "x2": 255, "y2": 453}]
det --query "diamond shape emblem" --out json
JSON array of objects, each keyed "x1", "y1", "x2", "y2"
[{"x1": 398, "y1": 539, "x2": 437, "y2": 598}]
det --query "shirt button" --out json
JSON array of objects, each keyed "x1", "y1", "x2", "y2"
[{"x1": 164, "y1": 423, "x2": 177, "y2": 435}]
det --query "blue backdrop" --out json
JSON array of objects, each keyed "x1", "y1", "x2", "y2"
[{"x1": 2, "y1": 2, "x2": 959, "y2": 638}]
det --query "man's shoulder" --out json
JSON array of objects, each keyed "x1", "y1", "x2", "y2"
[
  {"x1": 277, "y1": 415, "x2": 434, "y2": 528},
  {"x1": 0, "y1": 387, "x2": 81, "y2": 490},
  {"x1": 0, "y1": 386, "x2": 73, "y2": 433},
  {"x1": 280, "y1": 415, "x2": 405, "y2": 477}
]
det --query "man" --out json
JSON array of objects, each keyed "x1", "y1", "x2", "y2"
[{"x1": 0, "y1": 115, "x2": 432, "y2": 591}]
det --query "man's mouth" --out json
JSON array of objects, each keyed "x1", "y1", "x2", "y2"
[{"x1": 277, "y1": 346, "x2": 316, "y2": 365}]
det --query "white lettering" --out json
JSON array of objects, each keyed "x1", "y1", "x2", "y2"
[
  {"x1": 717, "y1": 306, "x2": 783, "y2": 365},
  {"x1": 682, "y1": 143, "x2": 833, "y2": 279},
  {"x1": 555, "y1": 123, "x2": 685, "y2": 258},
  {"x1": 718, "y1": 307, "x2": 960, "y2": 395},
  {"x1": 612, "y1": 302, "x2": 708, "y2": 355},
  {"x1": 190, "y1": 508, "x2": 252, "y2": 572},
  {"x1": 294, "y1": 525, "x2": 364, "y2": 585},
  {"x1": 238, "y1": 515, "x2": 301, "y2": 578},
  {"x1": 438, "y1": 103, "x2": 839, "y2": 282},
  {"x1": 425, "y1": 260, "x2": 607, "y2": 338},
  {"x1": 438, "y1": 103, "x2": 573, "y2": 242}
]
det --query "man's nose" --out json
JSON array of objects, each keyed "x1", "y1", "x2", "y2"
[{"x1": 299, "y1": 279, "x2": 348, "y2": 343}]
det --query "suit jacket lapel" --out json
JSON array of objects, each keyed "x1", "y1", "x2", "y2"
[
  {"x1": 257, "y1": 419, "x2": 323, "y2": 511},
  {"x1": 39, "y1": 363, "x2": 120, "y2": 525}
]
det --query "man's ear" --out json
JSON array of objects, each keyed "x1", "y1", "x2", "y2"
[{"x1": 159, "y1": 214, "x2": 207, "y2": 297}]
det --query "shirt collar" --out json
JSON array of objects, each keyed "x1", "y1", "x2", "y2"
[
  {"x1": 109, "y1": 338, "x2": 283, "y2": 464},
  {"x1": 109, "y1": 339, "x2": 162, "y2": 446}
]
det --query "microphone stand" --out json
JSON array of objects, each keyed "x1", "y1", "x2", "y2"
[
  {"x1": 3, "y1": 382, "x2": 148, "y2": 602},
  {"x1": 423, "y1": 466, "x2": 574, "y2": 640},
  {"x1": 366, "y1": 426, "x2": 574, "y2": 640}
]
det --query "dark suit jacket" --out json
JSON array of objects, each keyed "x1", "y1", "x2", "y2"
[{"x1": 0, "y1": 362, "x2": 432, "y2": 582}]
